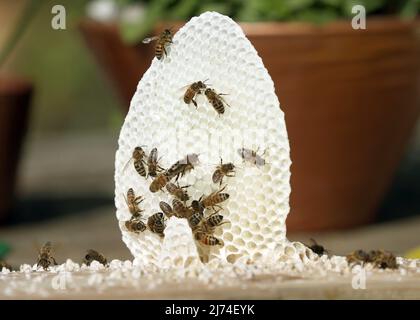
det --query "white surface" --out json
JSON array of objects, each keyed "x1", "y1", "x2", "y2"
[{"x1": 114, "y1": 12, "x2": 291, "y2": 267}]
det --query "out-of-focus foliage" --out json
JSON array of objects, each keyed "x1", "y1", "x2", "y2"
[
  {"x1": 0, "y1": 0, "x2": 40, "y2": 68},
  {"x1": 2, "y1": 0, "x2": 122, "y2": 134},
  {"x1": 115, "y1": 0, "x2": 420, "y2": 43}
]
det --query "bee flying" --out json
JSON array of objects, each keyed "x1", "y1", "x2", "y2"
[{"x1": 142, "y1": 28, "x2": 173, "y2": 60}]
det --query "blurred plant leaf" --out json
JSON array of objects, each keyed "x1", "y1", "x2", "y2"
[
  {"x1": 237, "y1": 0, "x2": 263, "y2": 22},
  {"x1": 341, "y1": 0, "x2": 386, "y2": 17},
  {"x1": 0, "y1": 242, "x2": 11, "y2": 260},
  {"x1": 0, "y1": 0, "x2": 40, "y2": 68},
  {"x1": 168, "y1": 0, "x2": 198, "y2": 20},
  {"x1": 294, "y1": 7, "x2": 339, "y2": 24},
  {"x1": 399, "y1": 0, "x2": 420, "y2": 19},
  {"x1": 319, "y1": 0, "x2": 343, "y2": 8},
  {"x1": 197, "y1": 2, "x2": 231, "y2": 17},
  {"x1": 114, "y1": 0, "x2": 419, "y2": 43},
  {"x1": 119, "y1": 0, "x2": 172, "y2": 43}
]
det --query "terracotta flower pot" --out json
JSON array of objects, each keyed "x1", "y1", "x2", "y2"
[
  {"x1": 79, "y1": 17, "x2": 420, "y2": 231},
  {"x1": 0, "y1": 76, "x2": 32, "y2": 223}
]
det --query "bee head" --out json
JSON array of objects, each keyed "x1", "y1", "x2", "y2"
[{"x1": 227, "y1": 163, "x2": 235, "y2": 170}]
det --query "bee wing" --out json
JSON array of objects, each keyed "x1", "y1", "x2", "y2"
[
  {"x1": 218, "y1": 93, "x2": 231, "y2": 108},
  {"x1": 179, "y1": 83, "x2": 192, "y2": 90},
  {"x1": 142, "y1": 36, "x2": 159, "y2": 44},
  {"x1": 33, "y1": 240, "x2": 41, "y2": 254},
  {"x1": 309, "y1": 238, "x2": 317, "y2": 245},
  {"x1": 148, "y1": 148, "x2": 157, "y2": 164},
  {"x1": 212, "y1": 170, "x2": 223, "y2": 184},
  {"x1": 122, "y1": 157, "x2": 133, "y2": 172},
  {"x1": 123, "y1": 193, "x2": 129, "y2": 206}
]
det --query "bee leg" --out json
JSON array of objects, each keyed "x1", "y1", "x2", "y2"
[
  {"x1": 51, "y1": 257, "x2": 58, "y2": 265},
  {"x1": 219, "y1": 184, "x2": 227, "y2": 193},
  {"x1": 192, "y1": 99, "x2": 198, "y2": 108},
  {"x1": 211, "y1": 205, "x2": 223, "y2": 213}
]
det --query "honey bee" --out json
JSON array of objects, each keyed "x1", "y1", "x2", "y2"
[
  {"x1": 172, "y1": 198, "x2": 193, "y2": 219},
  {"x1": 188, "y1": 211, "x2": 204, "y2": 230},
  {"x1": 346, "y1": 249, "x2": 370, "y2": 265},
  {"x1": 147, "y1": 212, "x2": 166, "y2": 237},
  {"x1": 183, "y1": 80, "x2": 207, "y2": 107},
  {"x1": 84, "y1": 249, "x2": 108, "y2": 266},
  {"x1": 191, "y1": 199, "x2": 205, "y2": 215},
  {"x1": 200, "y1": 185, "x2": 230, "y2": 211},
  {"x1": 306, "y1": 238, "x2": 328, "y2": 256},
  {"x1": 37, "y1": 241, "x2": 58, "y2": 270},
  {"x1": 149, "y1": 172, "x2": 171, "y2": 193},
  {"x1": 147, "y1": 147, "x2": 164, "y2": 178},
  {"x1": 197, "y1": 211, "x2": 226, "y2": 233},
  {"x1": 212, "y1": 158, "x2": 235, "y2": 186},
  {"x1": 194, "y1": 232, "x2": 224, "y2": 247},
  {"x1": 159, "y1": 201, "x2": 174, "y2": 218},
  {"x1": 204, "y1": 88, "x2": 230, "y2": 115},
  {"x1": 166, "y1": 182, "x2": 190, "y2": 202},
  {"x1": 124, "y1": 146, "x2": 147, "y2": 177},
  {"x1": 369, "y1": 250, "x2": 398, "y2": 269},
  {"x1": 237, "y1": 147, "x2": 266, "y2": 168},
  {"x1": 205, "y1": 212, "x2": 226, "y2": 229},
  {"x1": 166, "y1": 153, "x2": 200, "y2": 181},
  {"x1": 124, "y1": 188, "x2": 144, "y2": 217},
  {"x1": 142, "y1": 28, "x2": 173, "y2": 60},
  {"x1": 193, "y1": 211, "x2": 227, "y2": 246},
  {"x1": 125, "y1": 218, "x2": 147, "y2": 234},
  {"x1": 0, "y1": 261, "x2": 12, "y2": 271}
]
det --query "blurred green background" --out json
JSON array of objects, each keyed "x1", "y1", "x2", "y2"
[{"x1": 1, "y1": 0, "x2": 122, "y2": 137}]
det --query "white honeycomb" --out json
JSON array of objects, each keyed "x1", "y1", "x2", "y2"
[{"x1": 115, "y1": 11, "x2": 292, "y2": 267}]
